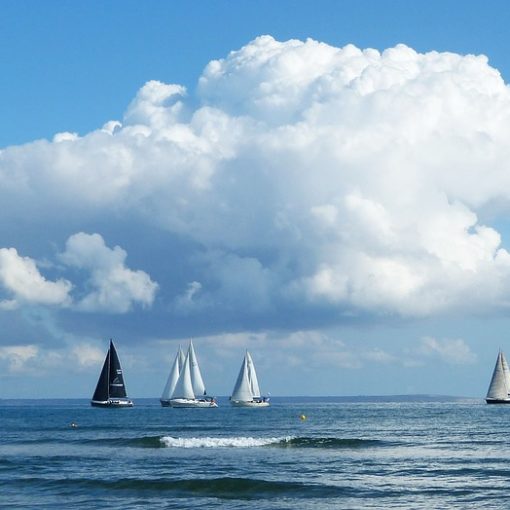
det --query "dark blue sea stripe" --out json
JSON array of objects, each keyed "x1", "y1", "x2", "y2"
[{"x1": 10, "y1": 476, "x2": 347, "y2": 500}]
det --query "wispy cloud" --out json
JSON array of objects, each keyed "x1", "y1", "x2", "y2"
[{"x1": 415, "y1": 336, "x2": 477, "y2": 365}]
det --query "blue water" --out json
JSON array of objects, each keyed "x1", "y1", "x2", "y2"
[{"x1": 1, "y1": 397, "x2": 509, "y2": 509}]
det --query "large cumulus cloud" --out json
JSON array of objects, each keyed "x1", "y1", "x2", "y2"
[{"x1": 2, "y1": 35, "x2": 510, "y2": 326}]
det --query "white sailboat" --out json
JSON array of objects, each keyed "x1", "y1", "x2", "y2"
[
  {"x1": 160, "y1": 345, "x2": 185, "y2": 407},
  {"x1": 169, "y1": 340, "x2": 218, "y2": 408},
  {"x1": 486, "y1": 350, "x2": 510, "y2": 404},
  {"x1": 230, "y1": 351, "x2": 270, "y2": 407}
]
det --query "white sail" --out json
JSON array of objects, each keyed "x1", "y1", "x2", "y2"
[
  {"x1": 160, "y1": 350, "x2": 181, "y2": 400},
  {"x1": 487, "y1": 351, "x2": 510, "y2": 400},
  {"x1": 172, "y1": 349, "x2": 195, "y2": 400},
  {"x1": 178, "y1": 345, "x2": 185, "y2": 371},
  {"x1": 246, "y1": 351, "x2": 261, "y2": 398},
  {"x1": 231, "y1": 354, "x2": 253, "y2": 402},
  {"x1": 188, "y1": 340, "x2": 206, "y2": 396}
]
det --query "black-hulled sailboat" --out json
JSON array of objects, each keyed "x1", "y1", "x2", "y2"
[{"x1": 91, "y1": 340, "x2": 133, "y2": 408}]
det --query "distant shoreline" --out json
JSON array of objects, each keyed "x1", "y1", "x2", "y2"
[{"x1": 0, "y1": 394, "x2": 480, "y2": 404}]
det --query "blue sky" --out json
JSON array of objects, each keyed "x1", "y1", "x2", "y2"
[
  {"x1": 1, "y1": 1, "x2": 510, "y2": 398},
  {"x1": 3, "y1": 0, "x2": 510, "y2": 147}
]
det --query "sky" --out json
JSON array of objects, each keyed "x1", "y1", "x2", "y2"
[{"x1": 2, "y1": 0, "x2": 510, "y2": 398}]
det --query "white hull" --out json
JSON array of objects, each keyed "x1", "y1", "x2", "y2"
[
  {"x1": 91, "y1": 398, "x2": 133, "y2": 408},
  {"x1": 169, "y1": 398, "x2": 218, "y2": 408},
  {"x1": 230, "y1": 399, "x2": 270, "y2": 408}
]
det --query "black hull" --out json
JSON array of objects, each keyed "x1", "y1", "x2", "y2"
[
  {"x1": 91, "y1": 399, "x2": 133, "y2": 408},
  {"x1": 160, "y1": 399, "x2": 172, "y2": 407},
  {"x1": 486, "y1": 399, "x2": 510, "y2": 404}
]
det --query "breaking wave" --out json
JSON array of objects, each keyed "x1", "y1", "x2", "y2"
[
  {"x1": 160, "y1": 436, "x2": 289, "y2": 448},
  {"x1": 159, "y1": 436, "x2": 385, "y2": 449}
]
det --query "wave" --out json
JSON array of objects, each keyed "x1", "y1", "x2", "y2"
[
  {"x1": 160, "y1": 436, "x2": 288, "y2": 448},
  {"x1": 10, "y1": 434, "x2": 386, "y2": 450},
  {"x1": 159, "y1": 436, "x2": 385, "y2": 449}
]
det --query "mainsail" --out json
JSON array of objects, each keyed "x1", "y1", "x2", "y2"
[
  {"x1": 108, "y1": 341, "x2": 127, "y2": 398},
  {"x1": 92, "y1": 347, "x2": 111, "y2": 402},
  {"x1": 231, "y1": 354, "x2": 253, "y2": 402},
  {"x1": 161, "y1": 347, "x2": 183, "y2": 401},
  {"x1": 188, "y1": 340, "x2": 206, "y2": 396},
  {"x1": 486, "y1": 351, "x2": 510, "y2": 400},
  {"x1": 246, "y1": 351, "x2": 261, "y2": 399},
  {"x1": 178, "y1": 345, "x2": 186, "y2": 371}
]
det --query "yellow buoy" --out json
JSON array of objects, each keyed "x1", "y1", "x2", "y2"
[{"x1": 299, "y1": 414, "x2": 307, "y2": 421}]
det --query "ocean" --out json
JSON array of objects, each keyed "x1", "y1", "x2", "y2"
[{"x1": 1, "y1": 396, "x2": 508, "y2": 509}]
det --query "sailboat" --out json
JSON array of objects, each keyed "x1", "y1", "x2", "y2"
[
  {"x1": 91, "y1": 340, "x2": 133, "y2": 408},
  {"x1": 486, "y1": 350, "x2": 510, "y2": 404},
  {"x1": 169, "y1": 340, "x2": 218, "y2": 408},
  {"x1": 230, "y1": 351, "x2": 269, "y2": 407}
]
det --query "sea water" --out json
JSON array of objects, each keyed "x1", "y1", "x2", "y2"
[{"x1": 1, "y1": 397, "x2": 509, "y2": 509}]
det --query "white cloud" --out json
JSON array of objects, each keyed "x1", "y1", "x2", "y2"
[
  {"x1": 362, "y1": 348, "x2": 398, "y2": 364},
  {"x1": 124, "y1": 80, "x2": 186, "y2": 129},
  {"x1": 0, "y1": 248, "x2": 72, "y2": 308},
  {"x1": 0, "y1": 341, "x2": 106, "y2": 375},
  {"x1": 71, "y1": 342, "x2": 106, "y2": 368},
  {"x1": 60, "y1": 232, "x2": 158, "y2": 313},
  {"x1": 3, "y1": 36, "x2": 510, "y2": 321},
  {"x1": 175, "y1": 281, "x2": 203, "y2": 312},
  {"x1": 0, "y1": 234, "x2": 157, "y2": 314},
  {"x1": 0, "y1": 345, "x2": 39, "y2": 372},
  {"x1": 53, "y1": 132, "x2": 79, "y2": 143},
  {"x1": 417, "y1": 336, "x2": 477, "y2": 365}
]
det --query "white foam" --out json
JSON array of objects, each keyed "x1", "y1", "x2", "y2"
[{"x1": 159, "y1": 436, "x2": 294, "y2": 448}]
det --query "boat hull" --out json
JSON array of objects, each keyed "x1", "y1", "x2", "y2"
[
  {"x1": 160, "y1": 399, "x2": 172, "y2": 407},
  {"x1": 486, "y1": 398, "x2": 510, "y2": 404},
  {"x1": 169, "y1": 398, "x2": 218, "y2": 408},
  {"x1": 230, "y1": 400, "x2": 270, "y2": 408},
  {"x1": 91, "y1": 399, "x2": 133, "y2": 408}
]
